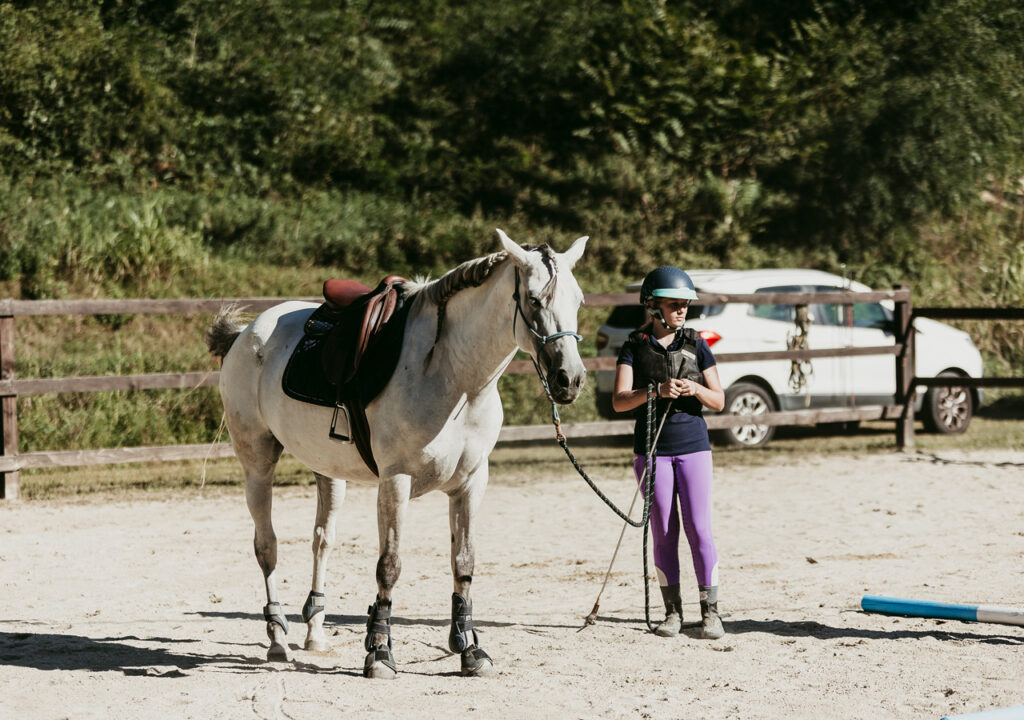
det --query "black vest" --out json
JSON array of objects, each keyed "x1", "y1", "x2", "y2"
[{"x1": 629, "y1": 327, "x2": 704, "y2": 417}]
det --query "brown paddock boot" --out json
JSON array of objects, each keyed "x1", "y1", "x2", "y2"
[
  {"x1": 699, "y1": 585, "x2": 725, "y2": 639},
  {"x1": 654, "y1": 584, "x2": 683, "y2": 637}
]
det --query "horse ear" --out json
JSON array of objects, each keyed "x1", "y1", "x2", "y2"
[
  {"x1": 496, "y1": 228, "x2": 530, "y2": 265},
  {"x1": 562, "y1": 235, "x2": 589, "y2": 269}
]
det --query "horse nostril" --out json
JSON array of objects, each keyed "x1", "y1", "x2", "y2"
[{"x1": 555, "y1": 369, "x2": 570, "y2": 390}]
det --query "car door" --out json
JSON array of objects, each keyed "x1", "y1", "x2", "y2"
[
  {"x1": 747, "y1": 285, "x2": 845, "y2": 409},
  {"x1": 814, "y1": 290, "x2": 897, "y2": 405}
]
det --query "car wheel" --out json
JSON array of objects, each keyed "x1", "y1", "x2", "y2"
[
  {"x1": 921, "y1": 371, "x2": 973, "y2": 434},
  {"x1": 715, "y1": 382, "x2": 777, "y2": 447}
]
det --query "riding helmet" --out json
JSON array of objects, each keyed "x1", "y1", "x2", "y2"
[{"x1": 639, "y1": 266, "x2": 698, "y2": 304}]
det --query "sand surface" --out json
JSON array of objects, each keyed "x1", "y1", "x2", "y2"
[{"x1": 2, "y1": 448, "x2": 1023, "y2": 719}]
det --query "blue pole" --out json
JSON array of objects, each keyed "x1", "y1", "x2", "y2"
[{"x1": 861, "y1": 595, "x2": 978, "y2": 622}]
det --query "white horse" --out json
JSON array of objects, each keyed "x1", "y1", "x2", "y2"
[{"x1": 205, "y1": 230, "x2": 588, "y2": 678}]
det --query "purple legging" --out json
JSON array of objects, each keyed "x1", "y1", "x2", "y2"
[{"x1": 633, "y1": 451, "x2": 718, "y2": 587}]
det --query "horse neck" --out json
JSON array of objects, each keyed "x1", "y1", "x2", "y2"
[{"x1": 433, "y1": 261, "x2": 519, "y2": 391}]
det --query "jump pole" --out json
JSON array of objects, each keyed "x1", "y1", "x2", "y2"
[
  {"x1": 941, "y1": 705, "x2": 1024, "y2": 720},
  {"x1": 861, "y1": 595, "x2": 1024, "y2": 627}
]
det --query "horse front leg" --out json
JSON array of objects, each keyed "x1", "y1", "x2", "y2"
[
  {"x1": 448, "y1": 476, "x2": 494, "y2": 677},
  {"x1": 303, "y1": 473, "x2": 346, "y2": 653},
  {"x1": 363, "y1": 473, "x2": 410, "y2": 679}
]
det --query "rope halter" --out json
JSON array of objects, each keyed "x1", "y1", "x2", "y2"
[
  {"x1": 512, "y1": 264, "x2": 582, "y2": 440},
  {"x1": 512, "y1": 266, "x2": 583, "y2": 349}
]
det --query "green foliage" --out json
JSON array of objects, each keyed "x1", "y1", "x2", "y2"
[{"x1": 1, "y1": 0, "x2": 1023, "y2": 456}]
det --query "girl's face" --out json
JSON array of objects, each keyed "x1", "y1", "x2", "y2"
[{"x1": 654, "y1": 298, "x2": 689, "y2": 328}]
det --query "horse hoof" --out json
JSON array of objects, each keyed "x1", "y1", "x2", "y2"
[
  {"x1": 363, "y1": 647, "x2": 397, "y2": 679},
  {"x1": 267, "y1": 643, "x2": 292, "y2": 663},
  {"x1": 304, "y1": 637, "x2": 331, "y2": 653},
  {"x1": 460, "y1": 646, "x2": 494, "y2": 677}
]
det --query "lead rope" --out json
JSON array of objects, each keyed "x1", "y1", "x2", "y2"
[{"x1": 528, "y1": 355, "x2": 660, "y2": 632}]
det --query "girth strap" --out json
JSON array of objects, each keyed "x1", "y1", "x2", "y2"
[{"x1": 448, "y1": 592, "x2": 479, "y2": 653}]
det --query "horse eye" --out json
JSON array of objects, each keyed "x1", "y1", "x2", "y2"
[{"x1": 529, "y1": 296, "x2": 542, "y2": 308}]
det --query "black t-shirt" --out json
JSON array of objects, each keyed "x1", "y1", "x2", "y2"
[{"x1": 617, "y1": 331, "x2": 716, "y2": 455}]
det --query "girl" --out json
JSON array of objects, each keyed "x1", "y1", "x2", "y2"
[{"x1": 613, "y1": 266, "x2": 726, "y2": 638}]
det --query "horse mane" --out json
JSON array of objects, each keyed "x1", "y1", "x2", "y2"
[{"x1": 405, "y1": 243, "x2": 556, "y2": 352}]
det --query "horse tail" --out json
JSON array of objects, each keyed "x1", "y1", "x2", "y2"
[{"x1": 205, "y1": 305, "x2": 248, "y2": 359}]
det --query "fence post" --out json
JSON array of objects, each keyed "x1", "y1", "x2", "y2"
[
  {"x1": 1, "y1": 304, "x2": 18, "y2": 499},
  {"x1": 894, "y1": 285, "x2": 915, "y2": 450}
]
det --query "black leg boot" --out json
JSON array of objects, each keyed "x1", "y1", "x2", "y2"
[
  {"x1": 699, "y1": 585, "x2": 725, "y2": 639},
  {"x1": 654, "y1": 584, "x2": 683, "y2": 637}
]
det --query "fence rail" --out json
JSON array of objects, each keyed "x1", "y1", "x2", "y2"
[{"x1": 2, "y1": 287, "x2": 1021, "y2": 499}]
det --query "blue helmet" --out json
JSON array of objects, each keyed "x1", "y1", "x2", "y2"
[{"x1": 640, "y1": 266, "x2": 698, "y2": 304}]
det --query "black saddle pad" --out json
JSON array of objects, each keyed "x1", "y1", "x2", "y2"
[
  {"x1": 282, "y1": 292, "x2": 412, "y2": 408},
  {"x1": 282, "y1": 332, "x2": 337, "y2": 407}
]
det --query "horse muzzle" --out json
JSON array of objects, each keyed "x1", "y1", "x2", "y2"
[{"x1": 544, "y1": 355, "x2": 586, "y2": 405}]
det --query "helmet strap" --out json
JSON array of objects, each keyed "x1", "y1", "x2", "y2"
[{"x1": 648, "y1": 303, "x2": 683, "y2": 331}]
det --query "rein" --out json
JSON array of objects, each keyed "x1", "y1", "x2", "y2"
[
  {"x1": 512, "y1": 260, "x2": 663, "y2": 630},
  {"x1": 527, "y1": 351, "x2": 663, "y2": 632}
]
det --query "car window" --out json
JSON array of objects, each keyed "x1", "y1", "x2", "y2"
[
  {"x1": 749, "y1": 286, "x2": 803, "y2": 322},
  {"x1": 605, "y1": 305, "x2": 647, "y2": 329},
  {"x1": 687, "y1": 302, "x2": 724, "y2": 321},
  {"x1": 809, "y1": 285, "x2": 892, "y2": 329},
  {"x1": 605, "y1": 301, "x2": 722, "y2": 329},
  {"x1": 851, "y1": 302, "x2": 892, "y2": 329},
  {"x1": 809, "y1": 285, "x2": 843, "y2": 326}
]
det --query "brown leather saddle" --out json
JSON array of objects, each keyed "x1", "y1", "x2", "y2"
[{"x1": 282, "y1": 275, "x2": 410, "y2": 476}]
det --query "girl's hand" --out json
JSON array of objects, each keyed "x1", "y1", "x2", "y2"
[{"x1": 659, "y1": 379, "x2": 698, "y2": 398}]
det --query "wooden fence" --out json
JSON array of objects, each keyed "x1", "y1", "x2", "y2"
[{"x1": 2, "y1": 290, "x2": 1022, "y2": 500}]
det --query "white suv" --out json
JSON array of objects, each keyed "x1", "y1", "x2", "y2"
[{"x1": 594, "y1": 269, "x2": 984, "y2": 446}]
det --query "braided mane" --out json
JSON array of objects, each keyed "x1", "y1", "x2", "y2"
[
  {"x1": 403, "y1": 250, "x2": 509, "y2": 349},
  {"x1": 406, "y1": 243, "x2": 557, "y2": 352}
]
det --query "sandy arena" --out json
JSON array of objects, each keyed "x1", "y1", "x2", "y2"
[{"x1": 2, "y1": 448, "x2": 1023, "y2": 719}]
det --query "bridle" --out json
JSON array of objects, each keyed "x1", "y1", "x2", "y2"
[{"x1": 511, "y1": 266, "x2": 582, "y2": 351}]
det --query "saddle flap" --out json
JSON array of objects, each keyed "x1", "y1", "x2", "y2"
[
  {"x1": 350, "y1": 286, "x2": 401, "y2": 383},
  {"x1": 323, "y1": 275, "x2": 407, "y2": 386}
]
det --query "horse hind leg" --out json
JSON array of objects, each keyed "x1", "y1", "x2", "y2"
[
  {"x1": 303, "y1": 472, "x2": 346, "y2": 653},
  {"x1": 448, "y1": 479, "x2": 494, "y2": 677},
  {"x1": 237, "y1": 432, "x2": 291, "y2": 662}
]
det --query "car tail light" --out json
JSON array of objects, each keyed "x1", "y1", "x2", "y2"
[
  {"x1": 699, "y1": 330, "x2": 721, "y2": 347},
  {"x1": 596, "y1": 331, "x2": 609, "y2": 350}
]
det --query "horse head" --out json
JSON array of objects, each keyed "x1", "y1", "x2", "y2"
[{"x1": 497, "y1": 229, "x2": 588, "y2": 405}]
